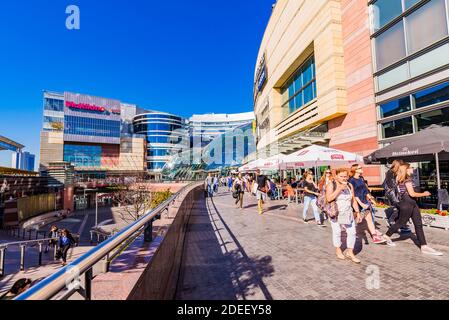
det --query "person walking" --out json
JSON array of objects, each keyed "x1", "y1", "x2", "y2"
[
  {"x1": 48, "y1": 225, "x2": 59, "y2": 250},
  {"x1": 213, "y1": 175, "x2": 219, "y2": 194},
  {"x1": 349, "y1": 165, "x2": 386, "y2": 244},
  {"x1": 326, "y1": 168, "x2": 362, "y2": 264},
  {"x1": 256, "y1": 169, "x2": 270, "y2": 214},
  {"x1": 383, "y1": 163, "x2": 443, "y2": 256},
  {"x1": 227, "y1": 175, "x2": 234, "y2": 192},
  {"x1": 303, "y1": 172, "x2": 325, "y2": 226},
  {"x1": 56, "y1": 229, "x2": 76, "y2": 266},
  {"x1": 205, "y1": 173, "x2": 214, "y2": 198},
  {"x1": 233, "y1": 173, "x2": 245, "y2": 209}
]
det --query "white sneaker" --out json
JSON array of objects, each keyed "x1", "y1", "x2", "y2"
[
  {"x1": 386, "y1": 239, "x2": 396, "y2": 247},
  {"x1": 421, "y1": 246, "x2": 443, "y2": 256}
]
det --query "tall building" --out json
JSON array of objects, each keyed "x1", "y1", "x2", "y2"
[
  {"x1": 11, "y1": 152, "x2": 35, "y2": 171},
  {"x1": 40, "y1": 91, "x2": 146, "y2": 181},
  {"x1": 133, "y1": 111, "x2": 190, "y2": 178}
]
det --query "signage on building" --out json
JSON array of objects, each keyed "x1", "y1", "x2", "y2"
[
  {"x1": 254, "y1": 53, "x2": 268, "y2": 99},
  {"x1": 66, "y1": 101, "x2": 106, "y2": 112}
]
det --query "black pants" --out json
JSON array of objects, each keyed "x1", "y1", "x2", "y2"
[
  {"x1": 58, "y1": 245, "x2": 71, "y2": 263},
  {"x1": 235, "y1": 192, "x2": 244, "y2": 208},
  {"x1": 386, "y1": 195, "x2": 427, "y2": 246}
]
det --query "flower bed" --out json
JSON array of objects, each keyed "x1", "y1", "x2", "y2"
[{"x1": 374, "y1": 205, "x2": 449, "y2": 230}]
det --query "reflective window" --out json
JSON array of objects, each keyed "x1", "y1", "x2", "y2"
[
  {"x1": 380, "y1": 96, "x2": 411, "y2": 118},
  {"x1": 64, "y1": 116, "x2": 121, "y2": 138},
  {"x1": 404, "y1": 0, "x2": 420, "y2": 10},
  {"x1": 372, "y1": 0, "x2": 403, "y2": 32},
  {"x1": 406, "y1": 0, "x2": 448, "y2": 55},
  {"x1": 414, "y1": 81, "x2": 449, "y2": 108},
  {"x1": 382, "y1": 117, "x2": 414, "y2": 138},
  {"x1": 44, "y1": 98, "x2": 64, "y2": 112},
  {"x1": 374, "y1": 20, "x2": 406, "y2": 71},
  {"x1": 282, "y1": 56, "x2": 317, "y2": 114},
  {"x1": 148, "y1": 161, "x2": 167, "y2": 170},
  {"x1": 148, "y1": 149, "x2": 171, "y2": 157},
  {"x1": 64, "y1": 144, "x2": 102, "y2": 167},
  {"x1": 416, "y1": 107, "x2": 449, "y2": 130},
  {"x1": 409, "y1": 43, "x2": 449, "y2": 78}
]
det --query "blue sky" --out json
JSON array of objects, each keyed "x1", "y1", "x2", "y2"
[{"x1": 0, "y1": 0, "x2": 274, "y2": 168}]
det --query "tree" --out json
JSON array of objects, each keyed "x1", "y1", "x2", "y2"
[{"x1": 112, "y1": 185, "x2": 153, "y2": 223}]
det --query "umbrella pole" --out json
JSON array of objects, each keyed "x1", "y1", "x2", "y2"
[{"x1": 436, "y1": 152, "x2": 442, "y2": 190}]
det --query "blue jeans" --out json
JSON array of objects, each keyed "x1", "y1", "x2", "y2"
[
  {"x1": 207, "y1": 184, "x2": 214, "y2": 197},
  {"x1": 303, "y1": 195, "x2": 320, "y2": 222}
]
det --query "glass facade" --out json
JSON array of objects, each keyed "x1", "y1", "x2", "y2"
[
  {"x1": 378, "y1": 81, "x2": 449, "y2": 139},
  {"x1": 133, "y1": 112, "x2": 189, "y2": 172},
  {"x1": 281, "y1": 56, "x2": 317, "y2": 114},
  {"x1": 372, "y1": 0, "x2": 449, "y2": 91},
  {"x1": 64, "y1": 144, "x2": 102, "y2": 168},
  {"x1": 44, "y1": 98, "x2": 64, "y2": 112},
  {"x1": 64, "y1": 115, "x2": 121, "y2": 138}
]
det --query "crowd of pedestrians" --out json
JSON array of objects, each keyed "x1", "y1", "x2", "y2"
[{"x1": 205, "y1": 161, "x2": 443, "y2": 265}]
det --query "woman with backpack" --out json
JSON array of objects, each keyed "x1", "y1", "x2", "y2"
[
  {"x1": 383, "y1": 163, "x2": 443, "y2": 256},
  {"x1": 326, "y1": 168, "x2": 362, "y2": 264},
  {"x1": 56, "y1": 229, "x2": 76, "y2": 266},
  {"x1": 232, "y1": 173, "x2": 245, "y2": 209}
]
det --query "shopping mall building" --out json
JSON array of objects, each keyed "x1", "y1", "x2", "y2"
[
  {"x1": 254, "y1": 0, "x2": 449, "y2": 185},
  {"x1": 40, "y1": 91, "x2": 255, "y2": 180}
]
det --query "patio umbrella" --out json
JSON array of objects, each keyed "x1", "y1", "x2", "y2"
[
  {"x1": 364, "y1": 124, "x2": 449, "y2": 190},
  {"x1": 281, "y1": 145, "x2": 364, "y2": 169}
]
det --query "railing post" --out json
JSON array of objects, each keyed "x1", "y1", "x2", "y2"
[
  {"x1": 0, "y1": 247, "x2": 6, "y2": 278},
  {"x1": 54, "y1": 243, "x2": 58, "y2": 261},
  {"x1": 20, "y1": 245, "x2": 25, "y2": 271},
  {"x1": 90, "y1": 231, "x2": 93, "y2": 244},
  {"x1": 28, "y1": 229, "x2": 32, "y2": 240},
  {"x1": 84, "y1": 269, "x2": 93, "y2": 300},
  {"x1": 22, "y1": 229, "x2": 26, "y2": 239},
  {"x1": 38, "y1": 243, "x2": 43, "y2": 266},
  {"x1": 144, "y1": 219, "x2": 153, "y2": 242}
]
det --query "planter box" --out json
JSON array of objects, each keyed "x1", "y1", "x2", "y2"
[{"x1": 374, "y1": 207, "x2": 449, "y2": 230}]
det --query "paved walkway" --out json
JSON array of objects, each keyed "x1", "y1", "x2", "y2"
[{"x1": 176, "y1": 188, "x2": 449, "y2": 300}]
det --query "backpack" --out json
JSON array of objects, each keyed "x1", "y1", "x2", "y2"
[
  {"x1": 382, "y1": 173, "x2": 402, "y2": 206},
  {"x1": 317, "y1": 181, "x2": 339, "y2": 219}
]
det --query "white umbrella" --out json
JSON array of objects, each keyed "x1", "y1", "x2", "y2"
[{"x1": 281, "y1": 145, "x2": 364, "y2": 169}]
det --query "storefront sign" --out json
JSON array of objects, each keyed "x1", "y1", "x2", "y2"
[
  {"x1": 254, "y1": 53, "x2": 268, "y2": 94},
  {"x1": 66, "y1": 101, "x2": 106, "y2": 112}
]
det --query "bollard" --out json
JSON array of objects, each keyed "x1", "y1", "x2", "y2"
[
  {"x1": 0, "y1": 247, "x2": 6, "y2": 278},
  {"x1": 38, "y1": 243, "x2": 43, "y2": 266},
  {"x1": 20, "y1": 245, "x2": 25, "y2": 271}
]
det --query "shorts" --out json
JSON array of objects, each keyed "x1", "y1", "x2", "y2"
[{"x1": 256, "y1": 190, "x2": 267, "y2": 201}]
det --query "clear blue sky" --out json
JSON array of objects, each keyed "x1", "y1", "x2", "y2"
[{"x1": 0, "y1": 0, "x2": 274, "y2": 168}]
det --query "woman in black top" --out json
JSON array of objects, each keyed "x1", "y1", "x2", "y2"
[{"x1": 302, "y1": 173, "x2": 324, "y2": 226}]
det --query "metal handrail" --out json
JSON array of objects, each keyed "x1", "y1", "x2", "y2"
[
  {"x1": 0, "y1": 238, "x2": 58, "y2": 249},
  {"x1": 15, "y1": 182, "x2": 199, "y2": 300}
]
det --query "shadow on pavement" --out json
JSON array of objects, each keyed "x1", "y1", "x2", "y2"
[{"x1": 176, "y1": 195, "x2": 274, "y2": 300}]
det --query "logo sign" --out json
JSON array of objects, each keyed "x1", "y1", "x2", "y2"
[
  {"x1": 66, "y1": 101, "x2": 106, "y2": 112},
  {"x1": 331, "y1": 154, "x2": 344, "y2": 160},
  {"x1": 422, "y1": 214, "x2": 436, "y2": 225},
  {"x1": 297, "y1": 150, "x2": 310, "y2": 156},
  {"x1": 254, "y1": 53, "x2": 268, "y2": 95},
  {"x1": 392, "y1": 147, "x2": 419, "y2": 157}
]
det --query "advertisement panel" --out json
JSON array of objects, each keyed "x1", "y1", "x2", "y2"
[{"x1": 64, "y1": 92, "x2": 122, "y2": 144}]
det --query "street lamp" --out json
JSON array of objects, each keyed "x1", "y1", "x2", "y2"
[{"x1": 84, "y1": 188, "x2": 99, "y2": 227}]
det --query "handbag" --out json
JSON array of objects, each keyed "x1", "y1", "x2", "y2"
[{"x1": 317, "y1": 181, "x2": 339, "y2": 219}]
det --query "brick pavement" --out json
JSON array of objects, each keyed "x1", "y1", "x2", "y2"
[{"x1": 176, "y1": 188, "x2": 449, "y2": 300}]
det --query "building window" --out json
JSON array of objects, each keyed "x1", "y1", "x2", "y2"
[
  {"x1": 44, "y1": 98, "x2": 64, "y2": 112},
  {"x1": 64, "y1": 144, "x2": 102, "y2": 167},
  {"x1": 380, "y1": 96, "x2": 412, "y2": 118},
  {"x1": 381, "y1": 117, "x2": 414, "y2": 138},
  {"x1": 372, "y1": 0, "x2": 403, "y2": 32},
  {"x1": 374, "y1": 20, "x2": 406, "y2": 71},
  {"x1": 405, "y1": 0, "x2": 448, "y2": 55},
  {"x1": 148, "y1": 161, "x2": 166, "y2": 170},
  {"x1": 281, "y1": 56, "x2": 317, "y2": 114},
  {"x1": 64, "y1": 116, "x2": 121, "y2": 138},
  {"x1": 414, "y1": 81, "x2": 449, "y2": 108},
  {"x1": 415, "y1": 107, "x2": 449, "y2": 130}
]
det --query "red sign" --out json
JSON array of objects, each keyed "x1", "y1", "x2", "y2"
[
  {"x1": 66, "y1": 101, "x2": 106, "y2": 113},
  {"x1": 297, "y1": 150, "x2": 309, "y2": 156},
  {"x1": 331, "y1": 154, "x2": 344, "y2": 160}
]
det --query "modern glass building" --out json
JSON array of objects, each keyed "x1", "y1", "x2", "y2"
[
  {"x1": 133, "y1": 112, "x2": 189, "y2": 176},
  {"x1": 189, "y1": 112, "x2": 255, "y2": 148},
  {"x1": 370, "y1": 0, "x2": 449, "y2": 190},
  {"x1": 40, "y1": 91, "x2": 147, "y2": 181}
]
